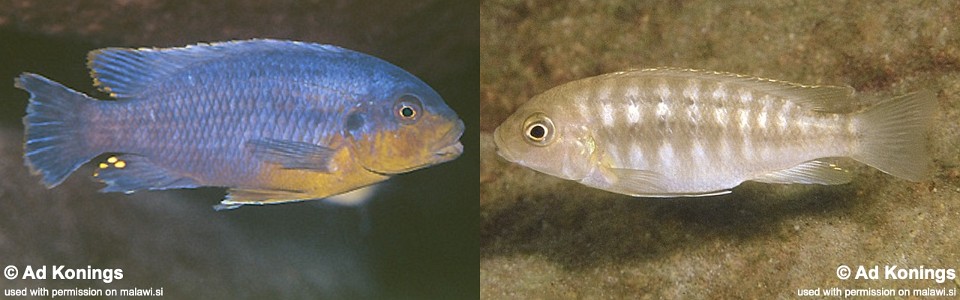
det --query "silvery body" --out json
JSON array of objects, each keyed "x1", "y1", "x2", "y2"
[{"x1": 494, "y1": 69, "x2": 934, "y2": 197}]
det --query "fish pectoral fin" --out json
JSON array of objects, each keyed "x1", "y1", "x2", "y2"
[
  {"x1": 752, "y1": 159, "x2": 853, "y2": 185},
  {"x1": 593, "y1": 167, "x2": 669, "y2": 196},
  {"x1": 216, "y1": 188, "x2": 313, "y2": 210},
  {"x1": 246, "y1": 138, "x2": 338, "y2": 172},
  {"x1": 94, "y1": 154, "x2": 199, "y2": 193}
]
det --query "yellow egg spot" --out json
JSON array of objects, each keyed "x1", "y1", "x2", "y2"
[
  {"x1": 99, "y1": 163, "x2": 109, "y2": 169},
  {"x1": 107, "y1": 156, "x2": 118, "y2": 163},
  {"x1": 115, "y1": 161, "x2": 126, "y2": 169}
]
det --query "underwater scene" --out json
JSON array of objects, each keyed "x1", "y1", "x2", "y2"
[
  {"x1": 0, "y1": 0, "x2": 477, "y2": 298},
  {"x1": 482, "y1": 1, "x2": 960, "y2": 298},
  {"x1": 3, "y1": 0, "x2": 960, "y2": 298}
]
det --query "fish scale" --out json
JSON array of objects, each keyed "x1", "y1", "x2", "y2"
[
  {"x1": 495, "y1": 68, "x2": 934, "y2": 197},
  {"x1": 106, "y1": 81, "x2": 328, "y2": 187},
  {"x1": 15, "y1": 39, "x2": 464, "y2": 209},
  {"x1": 602, "y1": 76, "x2": 852, "y2": 190}
]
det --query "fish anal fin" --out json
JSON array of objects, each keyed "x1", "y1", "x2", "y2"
[
  {"x1": 246, "y1": 138, "x2": 337, "y2": 172},
  {"x1": 752, "y1": 159, "x2": 853, "y2": 185},
  {"x1": 94, "y1": 154, "x2": 199, "y2": 193}
]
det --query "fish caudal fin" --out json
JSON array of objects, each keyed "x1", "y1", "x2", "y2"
[
  {"x1": 852, "y1": 91, "x2": 937, "y2": 182},
  {"x1": 14, "y1": 73, "x2": 100, "y2": 187}
]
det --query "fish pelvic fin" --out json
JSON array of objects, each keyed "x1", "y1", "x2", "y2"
[
  {"x1": 215, "y1": 185, "x2": 379, "y2": 210},
  {"x1": 216, "y1": 188, "x2": 313, "y2": 210},
  {"x1": 603, "y1": 168, "x2": 732, "y2": 197},
  {"x1": 14, "y1": 73, "x2": 100, "y2": 187},
  {"x1": 852, "y1": 91, "x2": 937, "y2": 182}
]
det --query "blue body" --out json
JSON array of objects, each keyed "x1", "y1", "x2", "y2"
[{"x1": 15, "y1": 39, "x2": 463, "y2": 208}]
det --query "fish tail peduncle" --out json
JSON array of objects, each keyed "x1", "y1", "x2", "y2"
[
  {"x1": 851, "y1": 91, "x2": 937, "y2": 181},
  {"x1": 15, "y1": 73, "x2": 102, "y2": 187}
]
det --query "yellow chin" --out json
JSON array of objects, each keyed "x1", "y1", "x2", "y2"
[{"x1": 354, "y1": 116, "x2": 464, "y2": 174}]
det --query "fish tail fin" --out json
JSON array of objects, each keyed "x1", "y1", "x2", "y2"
[
  {"x1": 14, "y1": 73, "x2": 101, "y2": 187},
  {"x1": 852, "y1": 91, "x2": 937, "y2": 181}
]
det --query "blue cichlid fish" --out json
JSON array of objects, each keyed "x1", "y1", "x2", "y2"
[
  {"x1": 494, "y1": 68, "x2": 935, "y2": 197},
  {"x1": 15, "y1": 39, "x2": 464, "y2": 210}
]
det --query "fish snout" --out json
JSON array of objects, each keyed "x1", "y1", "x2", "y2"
[
  {"x1": 492, "y1": 125, "x2": 514, "y2": 162},
  {"x1": 433, "y1": 119, "x2": 465, "y2": 159}
]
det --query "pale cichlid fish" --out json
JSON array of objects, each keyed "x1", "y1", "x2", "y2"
[
  {"x1": 494, "y1": 68, "x2": 935, "y2": 197},
  {"x1": 15, "y1": 39, "x2": 464, "y2": 210}
]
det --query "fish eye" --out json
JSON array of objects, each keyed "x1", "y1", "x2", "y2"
[
  {"x1": 522, "y1": 113, "x2": 555, "y2": 146},
  {"x1": 400, "y1": 106, "x2": 415, "y2": 118},
  {"x1": 528, "y1": 124, "x2": 546, "y2": 140},
  {"x1": 394, "y1": 94, "x2": 422, "y2": 124}
]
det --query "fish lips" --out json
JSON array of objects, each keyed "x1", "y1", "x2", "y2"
[{"x1": 432, "y1": 119, "x2": 465, "y2": 160}]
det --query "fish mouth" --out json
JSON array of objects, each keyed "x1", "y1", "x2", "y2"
[
  {"x1": 432, "y1": 119, "x2": 465, "y2": 160},
  {"x1": 434, "y1": 142, "x2": 464, "y2": 159}
]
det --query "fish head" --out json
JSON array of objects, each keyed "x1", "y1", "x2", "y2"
[
  {"x1": 345, "y1": 80, "x2": 464, "y2": 175},
  {"x1": 494, "y1": 92, "x2": 595, "y2": 181}
]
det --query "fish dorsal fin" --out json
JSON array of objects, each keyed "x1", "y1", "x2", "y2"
[
  {"x1": 604, "y1": 68, "x2": 858, "y2": 113},
  {"x1": 87, "y1": 39, "x2": 348, "y2": 99},
  {"x1": 752, "y1": 159, "x2": 853, "y2": 185}
]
